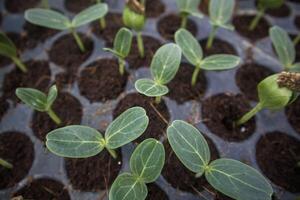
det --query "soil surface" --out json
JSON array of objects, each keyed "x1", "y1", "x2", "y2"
[
  {"x1": 55, "y1": 72, "x2": 78, "y2": 90},
  {"x1": 113, "y1": 93, "x2": 170, "y2": 143},
  {"x1": 265, "y1": 3, "x2": 291, "y2": 17},
  {"x1": 295, "y1": 15, "x2": 300, "y2": 29},
  {"x1": 0, "y1": 132, "x2": 34, "y2": 189},
  {"x1": 64, "y1": 0, "x2": 95, "y2": 13},
  {"x1": 202, "y1": 93, "x2": 256, "y2": 141},
  {"x1": 145, "y1": 0, "x2": 165, "y2": 18},
  {"x1": 199, "y1": 39, "x2": 237, "y2": 56},
  {"x1": 146, "y1": 183, "x2": 169, "y2": 200},
  {"x1": 0, "y1": 97, "x2": 9, "y2": 120},
  {"x1": 199, "y1": 0, "x2": 209, "y2": 15},
  {"x1": 4, "y1": 0, "x2": 40, "y2": 13},
  {"x1": 256, "y1": 132, "x2": 300, "y2": 192},
  {"x1": 286, "y1": 98, "x2": 300, "y2": 135}
]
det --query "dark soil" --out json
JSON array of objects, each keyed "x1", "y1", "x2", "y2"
[
  {"x1": 286, "y1": 98, "x2": 300, "y2": 135},
  {"x1": 113, "y1": 93, "x2": 170, "y2": 143},
  {"x1": 199, "y1": 38, "x2": 237, "y2": 56},
  {"x1": 199, "y1": 0, "x2": 209, "y2": 15},
  {"x1": 0, "y1": 132, "x2": 34, "y2": 189},
  {"x1": 127, "y1": 36, "x2": 162, "y2": 69},
  {"x1": 287, "y1": 0, "x2": 300, "y2": 3},
  {"x1": 0, "y1": 56, "x2": 11, "y2": 68},
  {"x1": 55, "y1": 72, "x2": 78, "y2": 90},
  {"x1": 146, "y1": 183, "x2": 169, "y2": 200},
  {"x1": 256, "y1": 132, "x2": 300, "y2": 192},
  {"x1": 65, "y1": 149, "x2": 122, "y2": 191},
  {"x1": 202, "y1": 93, "x2": 256, "y2": 142},
  {"x1": 295, "y1": 15, "x2": 300, "y2": 29},
  {"x1": 0, "y1": 97, "x2": 9, "y2": 119},
  {"x1": 31, "y1": 92, "x2": 83, "y2": 141},
  {"x1": 4, "y1": 0, "x2": 40, "y2": 13},
  {"x1": 12, "y1": 178, "x2": 70, "y2": 199},
  {"x1": 265, "y1": 3, "x2": 291, "y2": 18},
  {"x1": 232, "y1": 14, "x2": 270, "y2": 41},
  {"x1": 64, "y1": 0, "x2": 95, "y2": 13},
  {"x1": 235, "y1": 63, "x2": 274, "y2": 101},
  {"x1": 145, "y1": 0, "x2": 165, "y2": 18},
  {"x1": 78, "y1": 59, "x2": 128, "y2": 102},
  {"x1": 167, "y1": 63, "x2": 207, "y2": 104},
  {"x1": 157, "y1": 14, "x2": 198, "y2": 41}
]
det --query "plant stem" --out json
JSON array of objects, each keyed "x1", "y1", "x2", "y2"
[
  {"x1": 0, "y1": 158, "x2": 13, "y2": 169},
  {"x1": 41, "y1": 0, "x2": 49, "y2": 8},
  {"x1": 47, "y1": 108, "x2": 62, "y2": 125},
  {"x1": 294, "y1": 34, "x2": 300, "y2": 46},
  {"x1": 107, "y1": 148, "x2": 117, "y2": 159},
  {"x1": 118, "y1": 58, "x2": 125, "y2": 75},
  {"x1": 99, "y1": 17, "x2": 106, "y2": 30},
  {"x1": 11, "y1": 56, "x2": 27, "y2": 73},
  {"x1": 137, "y1": 31, "x2": 145, "y2": 58},
  {"x1": 155, "y1": 96, "x2": 161, "y2": 104},
  {"x1": 71, "y1": 29, "x2": 86, "y2": 52},
  {"x1": 206, "y1": 26, "x2": 217, "y2": 49},
  {"x1": 248, "y1": 8, "x2": 265, "y2": 31},
  {"x1": 236, "y1": 103, "x2": 263, "y2": 125},
  {"x1": 180, "y1": 13, "x2": 188, "y2": 29},
  {"x1": 191, "y1": 66, "x2": 201, "y2": 86}
]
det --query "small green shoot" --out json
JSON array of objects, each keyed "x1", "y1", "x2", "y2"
[
  {"x1": 176, "y1": 0, "x2": 203, "y2": 28},
  {"x1": 0, "y1": 158, "x2": 13, "y2": 169},
  {"x1": 96, "y1": 0, "x2": 106, "y2": 30}
]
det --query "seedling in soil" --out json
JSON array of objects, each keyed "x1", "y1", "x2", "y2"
[
  {"x1": 0, "y1": 32, "x2": 27, "y2": 72},
  {"x1": 25, "y1": 3, "x2": 108, "y2": 52},
  {"x1": 176, "y1": 0, "x2": 203, "y2": 28},
  {"x1": 135, "y1": 43, "x2": 182, "y2": 104},
  {"x1": 46, "y1": 107, "x2": 149, "y2": 158},
  {"x1": 109, "y1": 138, "x2": 165, "y2": 200},
  {"x1": 16, "y1": 85, "x2": 62, "y2": 125},
  {"x1": 167, "y1": 120, "x2": 274, "y2": 200},
  {"x1": 0, "y1": 158, "x2": 13, "y2": 169},
  {"x1": 103, "y1": 27, "x2": 133, "y2": 75},
  {"x1": 175, "y1": 29, "x2": 240, "y2": 86}
]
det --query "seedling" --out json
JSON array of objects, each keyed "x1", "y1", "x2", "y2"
[
  {"x1": 0, "y1": 32, "x2": 27, "y2": 72},
  {"x1": 16, "y1": 85, "x2": 62, "y2": 125},
  {"x1": 46, "y1": 107, "x2": 149, "y2": 158},
  {"x1": 25, "y1": 3, "x2": 108, "y2": 52},
  {"x1": 135, "y1": 43, "x2": 182, "y2": 104},
  {"x1": 175, "y1": 29, "x2": 240, "y2": 86},
  {"x1": 294, "y1": 33, "x2": 300, "y2": 45},
  {"x1": 109, "y1": 138, "x2": 165, "y2": 200},
  {"x1": 206, "y1": 0, "x2": 235, "y2": 49},
  {"x1": 0, "y1": 158, "x2": 13, "y2": 169},
  {"x1": 167, "y1": 120, "x2": 273, "y2": 200},
  {"x1": 103, "y1": 27, "x2": 133, "y2": 75},
  {"x1": 176, "y1": 0, "x2": 203, "y2": 28}
]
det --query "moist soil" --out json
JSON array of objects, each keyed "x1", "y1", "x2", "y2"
[
  {"x1": 285, "y1": 98, "x2": 300, "y2": 135},
  {"x1": 64, "y1": 0, "x2": 95, "y2": 13},
  {"x1": 55, "y1": 72, "x2": 78, "y2": 90},
  {"x1": 145, "y1": 0, "x2": 166, "y2": 18},
  {"x1": 0, "y1": 97, "x2": 9, "y2": 120},
  {"x1": 199, "y1": 0, "x2": 209, "y2": 15},
  {"x1": 256, "y1": 132, "x2": 300, "y2": 192},
  {"x1": 199, "y1": 39, "x2": 237, "y2": 56},
  {"x1": 201, "y1": 93, "x2": 256, "y2": 142},
  {"x1": 146, "y1": 183, "x2": 169, "y2": 200},
  {"x1": 4, "y1": 0, "x2": 40, "y2": 13},
  {"x1": 265, "y1": 3, "x2": 291, "y2": 18},
  {"x1": 31, "y1": 92, "x2": 83, "y2": 141},
  {"x1": 157, "y1": 14, "x2": 198, "y2": 41},
  {"x1": 295, "y1": 15, "x2": 300, "y2": 29},
  {"x1": 167, "y1": 63, "x2": 207, "y2": 104},
  {"x1": 78, "y1": 59, "x2": 128, "y2": 102},
  {"x1": 0, "y1": 56, "x2": 11, "y2": 68},
  {"x1": 0, "y1": 132, "x2": 34, "y2": 189},
  {"x1": 113, "y1": 93, "x2": 170, "y2": 143}
]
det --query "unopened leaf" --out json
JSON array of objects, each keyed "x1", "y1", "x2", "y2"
[
  {"x1": 209, "y1": 0, "x2": 235, "y2": 27},
  {"x1": 201, "y1": 54, "x2": 240, "y2": 70},
  {"x1": 16, "y1": 88, "x2": 47, "y2": 112},
  {"x1": 135, "y1": 79, "x2": 169, "y2": 97},
  {"x1": 46, "y1": 85, "x2": 58, "y2": 109},
  {"x1": 113, "y1": 27, "x2": 133, "y2": 58}
]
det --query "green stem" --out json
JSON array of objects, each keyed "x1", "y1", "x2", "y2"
[
  {"x1": 71, "y1": 29, "x2": 86, "y2": 52},
  {"x1": 293, "y1": 34, "x2": 300, "y2": 46},
  {"x1": 0, "y1": 158, "x2": 13, "y2": 169},
  {"x1": 191, "y1": 66, "x2": 201, "y2": 86},
  {"x1": 41, "y1": 0, "x2": 49, "y2": 8},
  {"x1": 47, "y1": 108, "x2": 62, "y2": 125},
  {"x1": 181, "y1": 14, "x2": 188, "y2": 29},
  {"x1": 236, "y1": 103, "x2": 263, "y2": 125},
  {"x1": 99, "y1": 17, "x2": 106, "y2": 30},
  {"x1": 137, "y1": 31, "x2": 145, "y2": 58},
  {"x1": 155, "y1": 96, "x2": 161, "y2": 104},
  {"x1": 206, "y1": 26, "x2": 217, "y2": 49},
  {"x1": 118, "y1": 58, "x2": 125, "y2": 75},
  {"x1": 11, "y1": 56, "x2": 27, "y2": 73},
  {"x1": 249, "y1": 8, "x2": 265, "y2": 31},
  {"x1": 107, "y1": 148, "x2": 117, "y2": 159}
]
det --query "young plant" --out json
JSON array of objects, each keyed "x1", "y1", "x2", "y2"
[
  {"x1": 103, "y1": 27, "x2": 133, "y2": 75},
  {"x1": 176, "y1": 0, "x2": 203, "y2": 28},
  {"x1": 96, "y1": 0, "x2": 106, "y2": 30},
  {"x1": 109, "y1": 138, "x2": 165, "y2": 200},
  {"x1": 135, "y1": 43, "x2": 182, "y2": 104},
  {"x1": 0, "y1": 32, "x2": 27, "y2": 72},
  {"x1": 46, "y1": 107, "x2": 149, "y2": 158},
  {"x1": 16, "y1": 85, "x2": 62, "y2": 125},
  {"x1": 0, "y1": 158, "x2": 13, "y2": 169},
  {"x1": 25, "y1": 3, "x2": 108, "y2": 52},
  {"x1": 175, "y1": 29, "x2": 240, "y2": 86},
  {"x1": 167, "y1": 120, "x2": 274, "y2": 200}
]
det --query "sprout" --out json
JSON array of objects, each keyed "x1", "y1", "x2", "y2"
[
  {"x1": 16, "y1": 85, "x2": 62, "y2": 125},
  {"x1": 103, "y1": 27, "x2": 133, "y2": 75},
  {"x1": 167, "y1": 120, "x2": 274, "y2": 200},
  {"x1": 45, "y1": 107, "x2": 149, "y2": 158},
  {"x1": 25, "y1": 3, "x2": 108, "y2": 52},
  {"x1": 175, "y1": 29, "x2": 240, "y2": 86},
  {"x1": 0, "y1": 32, "x2": 27, "y2": 72},
  {"x1": 135, "y1": 43, "x2": 182, "y2": 104},
  {"x1": 109, "y1": 138, "x2": 165, "y2": 200},
  {"x1": 96, "y1": 0, "x2": 106, "y2": 30},
  {"x1": 0, "y1": 158, "x2": 13, "y2": 169},
  {"x1": 175, "y1": 0, "x2": 203, "y2": 28}
]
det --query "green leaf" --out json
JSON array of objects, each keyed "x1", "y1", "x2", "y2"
[
  {"x1": 175, "y1": 28, "x2": 203, "y2": 66},
  {"x1": 167, "y1": 120, "x2": 210, "y2": 177},
  {"x1": 206, "y1": 159, "x2": 273, "y2": 200},
  {"x1": 109, "y1": 173, "x2": 147, "y2": 200},
  {"x1": 0, "y1": 32, "x2": 17, "y2": 58},
  {"x1": 135, "y1": 79, "x2": 169, "y2": 97},
  {"x1": 290, "y1": 63, "x2": 300, "y2": 72},
  {"x1": 201, "y1": 54, "x2": 240, "y2": 70},
  {"x1": 270, "y1": 26, "x2": 295, "y2": 68},
  {"x1": 25, "y1": 8, "x2": 70, "y2": 30},
  {"x1": 122, "y1": 6, "x2": 145, "y2": 31},
  {"x1": 112, "y1": 27, "x2": 133, "y2": 58},
  {"x1": 16, "y1": 88, "x2": 47, "y2": 112},
  {"x1": 72, "y1": 3, "x2": 108, "y2": 27},
  {"x1": 105, "y1": 107, "x2": 149, "y2": 149},
  {"x1": 130, "y1": 139, "x2": 165, "y2": 183},
  {"x1": 258, "y1": 0, "x2": 284, "y2": 9},
  {"x1": 176, "y1": 0, "x2": 203, "y2": 18},
  {"x1": 46, "y1": 85, "x2": 58, "y2": 109},
  {"x1": 46, "y1": 125, "x2": 104, "y2": 158},
  {"x1": 209, "y1": 0, "x2": 235, "y2": 27},
  {"x1": 151, "y1": 43, "x2": 182, "y2": 84}
]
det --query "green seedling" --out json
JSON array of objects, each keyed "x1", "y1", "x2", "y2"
[
  {"x1": 0, "y1": 32, "x2": 27, "y2": 72},
  {"x1": 16, "y1": 85, "x2": 62, "y2": 125},
  {"x1": 175, "y1": 29, "x2": 240, "y2": 86},
  {"x1": 0, "y1": 158, "x2": 13, "y2": 169},
  {"x1": 176, "y1": 0, "x2": 203, "y2": 28},
  {"x1": 25, "y1": 3, "x2": 108, "y2": 52},
  {"x1": 249, "y1": 0, "x2": 284, "y2": 31},
  {"x1": 109, "y1": 138, "x2": 165, "y2": 200},
  {"x1": 96, "y1": 0, "x2": 106, "y2": 30},
  {"x1": 46, "y1": 107, "x2": 149, "y2": 158},
  {"x1": 135, "y1": 43, "x2": 182, "y2": 104},
  {"x1": 167, "y1": 120, "x2": 274, "y2": 200},
  {"x1": 103, "y1": 27, "x2": 133, "y2": 75}
]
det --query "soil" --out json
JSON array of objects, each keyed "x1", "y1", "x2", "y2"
[
  {"x1": 146, "y1": 183, "x2": 169, "y2": 200},
  {"x1": 265, "y1": 3, "x2": 291, "y2": 18},
  {"x1": 31, "y1": 92, "x2": 83, "y2": 141},
  {"x1": 256, "y1": 132, "x2": 300, "y2": 192},
  {"x1": 199, "y1": 39, "x2": 237, "y2": 56},
  {"x1": 145, "y1": 0, "x2": 165, "y2": 18},
  {"x1": 55, "y1": 72, "x2": 78, "y2": 90},
  {"x1": 4, "y1": 0, "x2": 40, "y2": 13},
  {"x1": 12, "y1": 178, "x2": 70, "y2": 199},
  {"x1": 157, "y1": 14, "x2": 198, "y2": 41},
  {"x1": 232, "y1": 14, "x2": 270, "y2": 41},
  {"x1": 64, "y1": 0, "x2": 95, "y2": 13},
  {"x1": 286, "y1": 98, "x2": 300, "y2": 135},
  {"x1": 235, "y1": 63, "x2": 274, "y2": 102},
  {"x1": 0, "y1": 132, "x2": 34, "y2": 189},
  {"x1": 288, "y1": 0, "x2": 300, "y2": 3},
  {"x1": 113, "y1": 93, "x2": 170, "y2": 143},
  {"x1": 167, "y1": 63, "x2": 207, "y2": 104},
  {"x1": 78, "y1": 59, "x2": 128, "y2": 102},
  {"x1": 0, "y1": 56, "x2": 11, "y2": 68},
  {"x1": 65, "y1": 149, "x2": 122, "y2": 191},
  {"x1": 201, "y1": 93, "x2": 256, "y2": 142},
  {"x1": 0, "y1": 97, "x2": 9, "y2": 119},
  {"x1": 199, "y1": 0, "x2": 209, "y2": 15},
  {"x1": 295, "y1": 15, "x2": 300, "y2": 29},
  {"x1": 127, "y1": 36, "x2": 162, "y2": 69}
]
